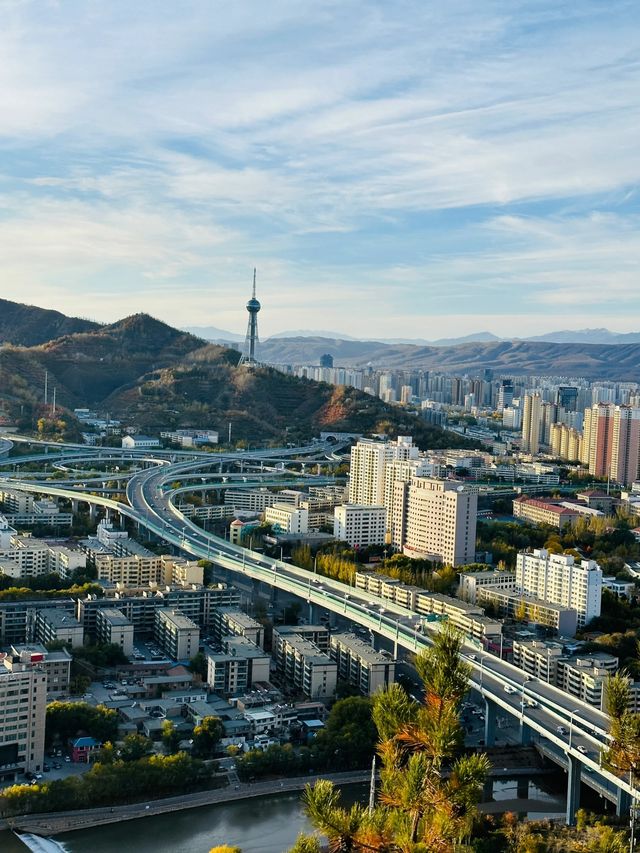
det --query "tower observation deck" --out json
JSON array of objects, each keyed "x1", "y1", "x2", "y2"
[{"x1": 239, "y1": 268, "x2": 261, "y2": 367}]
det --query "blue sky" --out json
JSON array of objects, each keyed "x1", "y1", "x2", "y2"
[{"x1": 1, "y1": 0, "x2": 639, "y2": 339}]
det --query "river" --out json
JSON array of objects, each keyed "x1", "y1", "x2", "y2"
[{"x1": 2, "y1": 776, "x2": 576, "y2": 853}]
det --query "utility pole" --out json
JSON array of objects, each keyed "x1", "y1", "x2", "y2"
[
  {"x1": 368, "y1": 755, "x2": 376, "y2": 814},
  {"x1": 51, "y1": 387, "x2": 56, "y2": 416},
  {"x1": 44, "y1": 370, "x2": 48, "y2": 406}
]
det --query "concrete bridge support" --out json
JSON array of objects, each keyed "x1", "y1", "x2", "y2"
[
  {"x1": 517, "y1": 777, "x2": 529, "y2": 799},
  {"x1": 566, "y1": 754, "x2": 581, "y2": 826},
  {"x1": 616, "y1": 787, "x2": 631, "y2": 818},
  {"x1": 484, "y1": 698, "x2": 497, "y2": 748},
  {"x1": 520, "y1": 722, "x2": 533, "y2": 746},
  {"x1": 482, "y1": 777, "x2": 494, "y2": 802}
]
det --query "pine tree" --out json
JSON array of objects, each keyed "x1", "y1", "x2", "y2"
[{"x1": 291, "y1": 623, "x2": 490, "y2": 852}]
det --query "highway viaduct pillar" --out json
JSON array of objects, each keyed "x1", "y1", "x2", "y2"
[
  {"x1": 482, "y1": 777, "x2": 494, "y2": 802},
  {"x1": 566, "y1": 754, "x2": 581, "y2": 825},
  {"x1": 616, "y1": 787, "x2": 631, "y2": 818},
  {"x1": 520, "y1": 722, "x2": 533, "y2": 746},
  {"x1": 484, "y1": 698, "x2": 497, "y2": 747}
]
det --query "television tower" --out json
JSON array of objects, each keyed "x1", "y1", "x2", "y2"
[{"x1": 239, "y1": 268, "x2": 261, "y2": 367}]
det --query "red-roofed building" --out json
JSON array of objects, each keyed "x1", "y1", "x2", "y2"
[{"x1": 512, "y1": 496, "x2": 581, "y2": 529}]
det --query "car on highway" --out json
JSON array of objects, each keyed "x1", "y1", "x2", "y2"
[
  {"x1": 577, "y1": 745, "x2": 588, "y2": 754},
  {"x1": 526, "y1": 699, "x2": 538, "y2": 708},
  {"x1": 556, "y1": 726, "x2": 568, "y2": 735},
  {"x1": 503, "y1": 685, "x2": 517, "y2": 694}
]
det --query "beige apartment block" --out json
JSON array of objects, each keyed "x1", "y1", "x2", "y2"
[{"x1": 392, "y1": 478, "x2": 477, "y2": 566}]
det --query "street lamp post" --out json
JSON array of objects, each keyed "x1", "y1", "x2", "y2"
[{"x1": 568, "y1": 708, "x2": 580, "y2": 750}]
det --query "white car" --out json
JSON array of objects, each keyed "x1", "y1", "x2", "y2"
[
  {"x1": 577, "y1": 745, "x2": 588, "y2": 754},
  {"x1": 526, "y1": 699, "x2": 538, "y2": 708},
  {"x1": 503, "y1": 685, "x2": 517, "y2": 695}
]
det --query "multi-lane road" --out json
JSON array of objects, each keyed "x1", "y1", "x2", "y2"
[{"x1": 0, "y1": 437, "x2": 638, "y2": 821}]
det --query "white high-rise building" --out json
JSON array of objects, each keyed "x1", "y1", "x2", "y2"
[
  {"x1": 334, "y1": 505, "x2": 386, "y2": 548},
  {"x1": 391, "y1": 478, "x2": 477, "y2": 566},
  {"x1": 348, "y1": 436, "x2": 419, "y2": 506},
  {"x1": 516, "y1": 548, "x2": 602, "y2": 628}
]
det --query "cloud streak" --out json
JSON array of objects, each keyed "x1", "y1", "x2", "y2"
[{"x1": 0, "y1": 1, "x2": 639, "y2": 338}]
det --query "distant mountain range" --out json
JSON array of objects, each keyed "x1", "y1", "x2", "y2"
[
  {"x1": 184, "y1": 325, "x2": 640, "y2": 348},
  {"x1": 257, "y1": 336, "x2": 640, "y2": 380}
]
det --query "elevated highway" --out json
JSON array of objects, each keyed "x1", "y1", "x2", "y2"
[{"x1": 0, "y1": 440, "x2": 637, "y2": 823}]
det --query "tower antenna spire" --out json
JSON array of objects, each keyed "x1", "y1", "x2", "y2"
[{"x1": 252, "y1": 268, "x2": 257, "y2": 299}]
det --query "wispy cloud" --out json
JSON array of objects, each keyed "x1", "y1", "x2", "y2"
[{"x1": 0, "y1": 0, "x2": 639, "y2": 337}]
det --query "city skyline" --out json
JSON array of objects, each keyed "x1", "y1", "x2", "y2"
[{"x1": 1, "y1": 1, "x2": 639, "y2": 339}]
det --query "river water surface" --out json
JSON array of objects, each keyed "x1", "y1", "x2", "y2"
[{"x1": 3, "y1": 777, "x2": 570, "y2": 853}]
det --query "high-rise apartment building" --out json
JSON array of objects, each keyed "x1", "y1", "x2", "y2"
[
  {"x1": 0, "y1": 661, "x2": 46, "y2": 781},
  {"x1": 610, "y1": 406, "x2": 640, "y2": 486},
  {"x1": 583, "y1": 403, "x2": 615, "y2": 477},
  {"x1": 521, "y1": 393, "x2": 543, "y2": 453},
  {"x1": 391, "y1": 478, "x2": 477, "y2": 566},
  {"x1": 581, "y1": 404, "x2": 640, "y2": 485},
  {"x1": 556, "y1": 386, "x2": 579, "y2": 412},
  {"x1": 516, "y1": 548, "x2": 602, "y2": 628},
  {"x1": 348, "y1": 436, "x2": 419, "y2": 505},
  {"x1": 497, "y1": 380, "x2": 514, "y2": 411}
]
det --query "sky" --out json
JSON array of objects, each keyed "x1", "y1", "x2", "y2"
[{"x1": 1, "y1": 0, "x2": 639, "y2": 340}]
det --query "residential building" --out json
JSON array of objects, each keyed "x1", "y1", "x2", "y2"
[
  {"x1": 479, "y1": 586, "x2": 578, "y2": 635},
  {"x1": 94, "y1": 553, "x2": 163, "y2": 586},
  {"x1": 383, "y1": 457, "x2": 434, "y2": 536},
  {"x1": 211, "y1": 609, "x2": 263, "y2": 648},
  {"x1": 154, "y1": 609, "x2": 200, "y2": 660},
  {"x1": 516, "y1": 549, "x2": 602, "y2": 628},
  {"x1": 264, "y1": 503, "x2": 309, "y2": 534},
  {"x1": 610, "y1": 406, "x2": 640, "y2": 486},
  {"x1": 512, "y1": 638, "x2": 565, "y2": 683},
  {"x1": 2, "y1": 644, "x2": 72, "y2": 698},
  {"x1": 512, "y1": 496, "x2": 581, "y2": 529},
  {"x1": 329, "y1": 633, "x2": 395, "y2": 695},
  {"x1": 521, "y1": 393, "x2": 543, "y2": 453},
  {"x1": 0, "y1": 598, "x2": 75, "y2": 645},
  {"x1": 207, "y1": 636, "x2": 270, "y2": 696},
  {"x1": 556, "y1": 653, "x2": 618, "y2": 707},
  {"x1": 95, "y1": 608, "x2": 135, "y2": 656},
  {"x1": 333, "y1": 504, "x2": 386, "y2": 548},
  {"x1": 271, "y1": 632, "x2": 336, "y2": 699},
  {"x1": 392, "y1": 478, "x2": 477, "y2": 566},
  {"x1": 77, "y1": 583, "x2": 241, "y2": 640},
  {"x1": 583, "y1": 404, "x2": 616, "y2": 477},
  {"x1": 458, "y1": 570, "x2": 516, "y2": 605},
  {"x1": 272, "y1": 625, "x2": 330, "y2": 655},
  {"x1": 602, "y1": 577, "x2": 636, "y2": 597},
  {"x1": 34, "y1": 609, "x2": 84, "y2": 648},
  {"x1": 348, "y1": 436, "x2": 419, "y2": 506},
  {"x1": 0, "y1": 662, "x2": 46, "y2": 781},
  {"x1": 161, "y1": 556, "x2": 204, "y2": 587}
]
